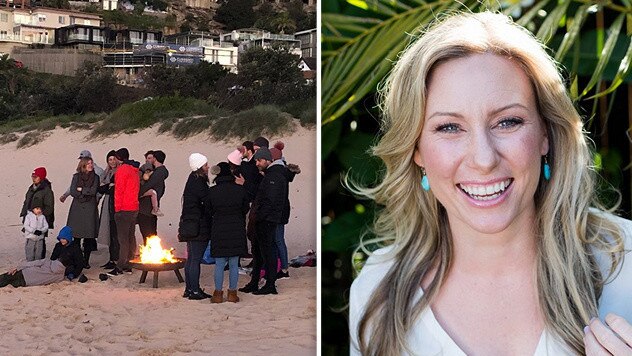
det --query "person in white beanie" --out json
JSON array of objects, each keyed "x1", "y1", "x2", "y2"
[{"x1": 178, "y1": 153, "x2": 213, "y2": 300}]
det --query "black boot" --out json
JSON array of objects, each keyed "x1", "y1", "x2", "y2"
[
  {"x1": 188, "y1": 290, "x2": 210, "y2": 300},
  {"x1": 253, "y1": 282, "x2": 278, "y2": 295},
  {"x1": 83, "y1": 251, "x2": 91, "y2": 269},
  {"x1": 238, "y1": 280, "x2": 259, "y2": 293}
]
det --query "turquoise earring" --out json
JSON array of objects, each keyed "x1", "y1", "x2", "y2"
[
  {"x1": 543, "y1": 155, "x2": 551, "y2": 181},
  {"x1": 421, "y1": 167, "x2": 430, "y2": 191}
]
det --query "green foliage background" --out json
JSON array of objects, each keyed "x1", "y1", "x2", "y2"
[
  {"x1": 321, "y1": 0, "x2": 632, "y2": 354},
  {"x1": 0, "y1": 46, "x2": 315, "y2": 140}
]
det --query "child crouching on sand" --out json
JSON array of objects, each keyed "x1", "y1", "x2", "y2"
[
  {"x1": 50, "y1": 226, "x2": 85, "y2": 280},
  {"x1": 23, "y1": 205, "x2": 49, "y2": 261},
  {"x1": 0, "y1": 254, "x2": 71, "y2": 288}
]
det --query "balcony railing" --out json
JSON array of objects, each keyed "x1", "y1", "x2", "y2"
[
  {"x1": 0, "y1": 33, "x2": 54, "y2": 44},
  {"x1": 68, "y1": 34, "x2": 90, "y2": 41}
]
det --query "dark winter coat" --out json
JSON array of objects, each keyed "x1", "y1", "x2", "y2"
[
  {"x1": 280, "y1": 164, "x2": 297, "y2": 224},
  {"x1": 20, "y1": 179, "x2": 55, "y2": 229},
  {"x1": 97, "y1": 170, "x2": 116, "y2": 220},
  {"x1": 139, "y1": 165, "x2": 169, "y2": 216},
  {"x1": 207, "y1": 176, "x2": 250, "y2": 257},
  {"x1": 254, "y1": 163, "x2": 289, "y2": 224},
  {"x1": 177, "y1": 172, "x2": 211, "y2": 242},
  {"x1": 240, "y1": 159, "x2": 262, "y2": 202},
  {"x1": 50, "y1": 241, "x2": 84, "y2": 277},
  {"x1": 67, "y1": 171, "x2": 99, "y2": 239}
]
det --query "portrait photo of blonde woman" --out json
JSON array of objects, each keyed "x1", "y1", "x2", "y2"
[{"x1": 321, "y1": 2, "x2": 632, "y2": 355}]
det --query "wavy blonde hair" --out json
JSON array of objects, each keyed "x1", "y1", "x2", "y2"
[{"x1": 349, "y1": 11, "x2": 624, "y2": 355}]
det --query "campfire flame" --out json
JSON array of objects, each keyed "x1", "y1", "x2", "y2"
[{"x1": 139, "y1": 236, "x2": 177, "y2": 264}]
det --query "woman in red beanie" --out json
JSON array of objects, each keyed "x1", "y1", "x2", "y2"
[{"x1": 20, "y1": 167, "x2": 55, "y2": 259}]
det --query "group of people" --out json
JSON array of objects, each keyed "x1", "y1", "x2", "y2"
[
  {"x1": 8, "y1": 137, "x2": 300, "y2": 306},
  {"x1": 179, "y1": 136, "x2": 300, "y2": 303},
  {"x1": 11, "y1": 147, "x2": 169, "y2": 285}
]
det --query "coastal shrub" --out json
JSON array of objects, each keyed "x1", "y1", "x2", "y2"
[
  {"x1": 210, "y1": 105, "x2": 294, "y2": 140},
  {"x1": 171, "y1": 116, "x2": 214, "y2": 139},
  {"x1": 91, "y1": 96, "x2": 218, "y2": 136},
  {"x1": 0, "y1": 113, "x2": 105, "y2": 134},
  {"x1": 17, "y1": 131, "x2": 49, "y2": 148},
  {"x1": 69, "y1": 122, "x2": 93, "y2": 131},
  {"x1": 282, "y1": 99, "x2": 309, "y2": 119},
  {"x1": 0, "y1": 133, "x2": 18, "y2": 145},
  {"x1": 283, "y1": 98, "x2": 316, "y2": 127},
  {"x1": 299, "y1": 100, "x2": 316, "y2": 126},
  {"x1": 158, "y1": 118, "x2": 177, "y2": 134}
]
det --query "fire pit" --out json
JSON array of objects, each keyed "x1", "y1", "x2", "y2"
[
  {"x1": 129, "y1": 236, "x2": 186, "y2": 288},
  {"x1": 129, "y1": 258, "x2": 185, "y2": 288}
]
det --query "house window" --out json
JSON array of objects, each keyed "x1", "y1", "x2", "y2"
[
  {"x1": 146, "y1": 32, "x2": 155, "y2": 43},
  {"x1": 38, "y1": 15, "x2": 46, "y2": 22},
  {"x1": 129, "y1": 31, "x2": 141, "y2": 44},
  {"x1": 0, "y1": 13, "x2": 8, "y2": 22},
  {"x1": 0, "y1": 30, "x2": 7, "y2": 38},
  {"x1": 70, "y1": 17, "x2": 75, "y2": 25},
  {"x1": 58, "y1": 16, "x2": 65, "y2": 24},
  {"x1": 92, "y1": 28, "x2": 103, "y2": 42}
]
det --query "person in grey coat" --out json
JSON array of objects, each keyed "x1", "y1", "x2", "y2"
[
  {"x1": 66, "y1": 157, "x2": 100, "y2": 269},
  {"x1": 0, "y1": 254, "x2": 71, "y2": 288},
  {"x1": 59, "y1": 150, "x2": 104, "y2": 203}
]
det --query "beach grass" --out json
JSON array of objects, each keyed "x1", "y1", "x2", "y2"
[
  {"x1": 209, "y1": 105, "x2": 295, "y2": 141},
  {"x1": 0, "y1": 96, "x2": 313, "y2": 147}
]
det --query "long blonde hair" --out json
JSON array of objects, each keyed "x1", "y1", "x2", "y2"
[{"x1": 349, "y1": 11, "x2": 624, "y2": 355}]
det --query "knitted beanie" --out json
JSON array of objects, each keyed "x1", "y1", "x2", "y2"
[
  {"x1": 270, "y1": 141, "x2": 284, "y2": 161},
  {"x1": 189, "y1": 153, "x2": 208, "y2": 171},
  {"x1": 252, "y1": 147, "x2": 272, "y2": 161},
  {"x1": 227, "y1": 149, "x2": 242, "y2": 166},
  {"x1": 32, "y1": 167, "x2": 47, "y2": 180}
]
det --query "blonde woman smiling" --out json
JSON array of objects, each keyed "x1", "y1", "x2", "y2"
[{"x1": 349, "y1": 12, "x2": 632, "y2": 356}]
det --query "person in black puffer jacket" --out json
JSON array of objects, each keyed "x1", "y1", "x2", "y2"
[
  {"x1": 178, "y1": 153, "x2": 212, "y2": 300},
  {"x1": 268, "y1": 141, "x2": 301, "y2": 280},
  {"x1": 240, "y1": 147, "x2": 289, "y2": 296},
  {"x1": 207, "y1": 162, "x2": 250, "y2": 303}
]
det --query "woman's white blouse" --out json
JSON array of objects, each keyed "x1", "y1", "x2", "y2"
[{"x1": 349, "y1": 213, "x2": 632, "y2": 355}]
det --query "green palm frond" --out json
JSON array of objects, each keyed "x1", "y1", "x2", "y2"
[{"x1": 322, "y1": 0, "x2": 632, "y2": 126}]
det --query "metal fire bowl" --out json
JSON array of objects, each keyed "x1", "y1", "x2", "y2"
[
  {"x1": 129, "y1": 258, "x2": 186, "y2": 271},
  {"x1": 128, "y1": 258, "x2": 186, "y2": 288}
]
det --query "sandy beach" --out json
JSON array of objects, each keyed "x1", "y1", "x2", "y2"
[{"x1": 0, "y1": 124, "x2": 316, "y2": 355}]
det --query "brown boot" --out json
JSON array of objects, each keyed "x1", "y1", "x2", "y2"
[
  {"x1": 227, "y1": 289, "x2": 240, "y2": 303},
  {"x1": 211, "y1": 290, "x2": 224, "y2": 303}
]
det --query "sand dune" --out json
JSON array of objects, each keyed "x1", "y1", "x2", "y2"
[{"x1": 0, "y1": 125, "x2": 316, "y2": 355}]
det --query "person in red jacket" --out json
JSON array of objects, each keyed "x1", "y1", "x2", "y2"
[{"x1": 108, "y1": 148, "x2": 140, "y2": 276}]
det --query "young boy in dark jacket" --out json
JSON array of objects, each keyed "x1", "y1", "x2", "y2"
[{"x1": 50, "y1": 226, "x2": 84, "y2": 280}]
